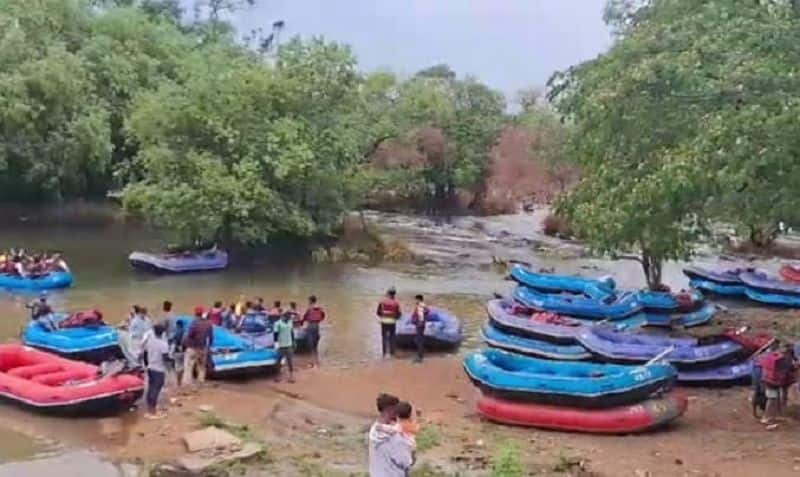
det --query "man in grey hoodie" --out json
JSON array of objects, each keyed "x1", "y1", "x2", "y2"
[{"x1": 369, "y1": 393, "x2": 414, "y2": 477}]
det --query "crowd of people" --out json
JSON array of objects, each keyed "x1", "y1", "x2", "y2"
[
  {"x1": 117, "y1": 295, "x2": 328, "y2": 418},
  {"x1": 0, "y1": 249, "x2": 69, "y2": 277}
]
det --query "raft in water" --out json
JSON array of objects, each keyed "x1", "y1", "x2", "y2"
[
  {"x1": 128, "y1": 250, "x2": 228, "y2": 273},
  {"x1": 22, "y1": 313, "x2": 120, "y2": 363},
  {"x1": 0, "y1": 271, "x2": 73, "y2": 291}
]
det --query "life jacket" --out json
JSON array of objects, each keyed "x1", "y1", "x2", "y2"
[
  {"x1": 378, "y1": 298, "x2": 401, "y2": 324},
  {"x1": 60, "y1": 309, "x2": 104, "y2": 329},
  {"x1": 757, "y1": 351, "x2": 794, "y2": 387},
  {"x1": 675, "y1": 292, "x2": 697, "y2": 313},
  {"x1": 207, "y1": 308, "x2": 224, "y2": 326},
  {"x1": 411, "y1": 305, "x2": 429, "y2": 326},
  {"x1": 305, "y1": 306, "x2": 326, "y2": 324}
]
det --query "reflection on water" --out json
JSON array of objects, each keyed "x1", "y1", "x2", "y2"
[{"x1": 0, "y1": 427, "x2": 54, "y2": 463}]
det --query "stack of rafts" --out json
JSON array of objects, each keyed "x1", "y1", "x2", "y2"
[
  {"x1": 464, "y1": 348, "x2": 687, "y2": 434},
  {"x1": 684, "y1": 264, "x2": 800, "y2": 307},
  {"x1": 466, "y1": 266, "x2": 777, "y2": 433}
]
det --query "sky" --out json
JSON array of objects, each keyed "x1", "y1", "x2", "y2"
[{"x1": 205, "y1": 0, "x2": 613, "y2": 99}]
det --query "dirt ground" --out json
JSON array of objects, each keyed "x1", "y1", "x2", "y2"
[{"x1": 1, "y1": 306, "x2": 799, "y2": 476}]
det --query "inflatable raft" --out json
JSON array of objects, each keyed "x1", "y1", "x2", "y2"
[
  {"x1": 509, "y1": 265, "x2": 615, "y2": 300},
  {"x1": 0, "y1": 344, "x2": 143, "y2": 415},
  {"x1": 740, "y1": 271, "x2": 800, "y2": 307},
  {"x1": 177, "y1": 317, "x2": 279, "y2": 377},
  {"x1": 477, "y1": 392, "x2": 687, "y2": 434},
  {"x1": 635, "y1": 289, "x2": 703, "y2": 313},
  {"x1": 576, "y1": 328, "x2": 744, "y2": 368},
  {"x1": 0, "y1": 271, "x2": 73, "y2": 291},
  {"x1": 463, "y1": 349, "x2": 676, "y2": 408},
  {"x1": 22, "y1": 313, "x2": 120, "y2": 363},
  {"x1": 677, "y1": 360, "x2": 753, "y2": 386},
  {"x1": 513, "y1": 286, "x2": 642, "y2": 320},
  {"x1": 128, "y1": 250, "x2": 228, "y2": 273},
  {"x1": 396, "y1": 308, "x2": 463, "y2": 350},
  {"x1": 481, "y1": 323, "x2": 591, "y2": 361},
  {"x1": 779, "y1": 264, "x2": 800, "y2": 283},
  {"x1": 486, "y1": 299, "x2": 644, "y2": 344},
  {"x1": 682, "y1": 265, "x2": 747, "y2": 296}
]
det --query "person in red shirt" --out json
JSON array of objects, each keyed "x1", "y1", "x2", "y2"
[
  {"x1": 302, "y1": 295, "x2": 326, "y2": 367},
  {"x1": 376, "y1": 288, "x2": 402, "y2": 358},
  {"x1": 207, "y1": 301, "x2": 224, "y2": 326}
]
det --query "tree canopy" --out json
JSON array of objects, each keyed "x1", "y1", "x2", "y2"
[{"x1": 550, "y1": 0, "x2": 800, "y2": 288}]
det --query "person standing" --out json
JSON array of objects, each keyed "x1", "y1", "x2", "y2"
[
  {"x1": 161, "y1": 300, "x2": 177, "y2": 342},
  {"x1": 411, "y1": 295, "x2": 429, "y2": 363},
  {"x1": 368, "y1": 393, "x2": 414, "y2": 477},
  {"x1": 207, "y1": 301, "x2": 224, "y2": 326},
  {"x1": 143, "y1": 324, "x2": 169, "y2": 419},
  {"x1": 376, "y1": 288, "x2": 402, "y2": 358},
  {"x1": 274, "y1": 312, "x2": 295, "y2": 383},
  {"x1": 182, "y1": 306, "x2": 213, "y2": 386},
  {"x1": 302, "y1": 295, "x2": 326, "y2": 367}
]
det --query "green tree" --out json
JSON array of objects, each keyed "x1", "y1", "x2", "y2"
[
  {"x1": 122, "y1": 38, "x2": 374, "y2": 245},
  {"x1": 550, "y1": 0, "x2": 800, "y2": 288}
]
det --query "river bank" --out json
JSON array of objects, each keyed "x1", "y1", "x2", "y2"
[
  {"x1": 0, "y1": 306, "x2": 796, "y2": 477},
  {"x1": 1, "y1": 208, "x2": 799, "y2": 475}
]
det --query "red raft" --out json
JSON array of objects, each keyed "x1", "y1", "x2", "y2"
[
  {"x1": 779, "y1": 265, "x2": 800, "y2": 283},
  {"x1": 477, "y1": 392, "x2": 688, "y2": 434},
  {"x1": 0, "y1": 344, "x2": 143, "y2": 416}
]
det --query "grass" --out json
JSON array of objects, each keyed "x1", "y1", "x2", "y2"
[
  {"x1": 410, "y1": 462, "x2": 462, "y2": 477},
  {"x1": 489, "y1": 441, "x2": 525, "y2": 477},
  {"x1": 196, "y1": 411, "x2": 262, "y2": 444},
  {"x1": 415, "y1": 425, "x2": 442, "y2": 453}
]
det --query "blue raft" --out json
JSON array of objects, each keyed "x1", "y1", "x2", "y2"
[
  {"x1": 234, "y1": 313, "x2": 311, "y2": 353},
  {"x1": 576, "y1": 327, "x2": 744, "y2": 368},
  {"x1": 740, "y1": 271, "x2": 800, "y2": 307},
  {"x1": 177, "y1": 317, "x2": 279, "y2": 376},
  {"x1": 677, "y1": 360, "x2": 753, "y2": 386},
  {"x1": 463, "y1": 348, "x2": 676, "y2": 408},
  {"x1": 481, "y1": 323, "x2": 591, "y2": 361},
  {"x1": 513, "y1": 286, "x2": 643, "y2": 320},
  {"x1": 643, "y1": 302, "x2": 717, "y2": 328},
  {"x1": 486, "y1": 299, "x2": 645, "y2": 344},
  {"x1": 0, "y1": 272, "x2": 73, "y2": 291},
  {"x1": 396, "y1": 308, "x2": 463, "y2": 350},
  {"x1": 22, "y1": 313, "x2": 119, "y2": 363},
  {"x1": 129, "y1": 250, "x2": 228, "y2": 273},
  {"x1": 683, "y1": 265, "x2": 747, "y2": 296},
  {"x1": 509, "y1": 265, "x2": 615, "y2": 300}
]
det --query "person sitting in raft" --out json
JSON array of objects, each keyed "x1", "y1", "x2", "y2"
[
  {"x1": 27, "y1": 292, "x2": 52, "y2": 320},
  {"x1": 302, "y1": 295, "x2": 326, "y2": 368},
  {"x1": 411, "y1": 295, "x2": 430, "y2": 363},
  {"x1": 222, "y1": 304, "x2": 238, "y2": 330},
  {"x1": 377, "y1": 287, "x2": 402, "y2": 358}
]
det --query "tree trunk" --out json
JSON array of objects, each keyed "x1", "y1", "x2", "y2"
[
  {"x1": 641, "y1": 252, "x2": 664, "y2": 291},
  {"x1": 748, "y1": 224, "x2": 778, "y2": 248}
]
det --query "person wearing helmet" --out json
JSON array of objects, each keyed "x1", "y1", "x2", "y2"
[{"x1": 376, "y1": 288, "x2": 402, "y2": 358}]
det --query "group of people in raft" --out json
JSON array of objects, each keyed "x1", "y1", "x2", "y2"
[{"x1": 0, "y1": 249, "x2": 69, "y2": 277}]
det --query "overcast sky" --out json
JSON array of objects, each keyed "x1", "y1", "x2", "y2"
[{"x1": 214, "y1": 0, "x2": 612, "y2": 98}]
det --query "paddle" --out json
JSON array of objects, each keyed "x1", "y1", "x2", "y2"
[{"x1": 645, "y1": 346, "x2": 676, "y2": 366}]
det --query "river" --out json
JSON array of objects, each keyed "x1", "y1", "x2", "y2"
[{"x1": 0, "y1": 208, "x2": 788, "y2": 472}]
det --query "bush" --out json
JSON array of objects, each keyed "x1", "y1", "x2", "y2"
[{"x1": 490, "y1": 442, "x2": 525, "y2": 477}]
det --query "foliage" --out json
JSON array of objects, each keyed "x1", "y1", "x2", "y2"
[
  {"x1": 549, "y1": 0, "x2": 800, "y2": 288},
  {"x1": 489, "y1": 441, "x2": 525, "y2": 477},
  {"x1": 415, "y1": 425, "x2": 441, "y2": 452}
]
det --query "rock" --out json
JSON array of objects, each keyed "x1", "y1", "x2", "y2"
[
  {"x1": 476, "y1": 439, "x2": 484, "y2": 447},
  {"x1": 178, "y1": 442, "x2": 262, "y2": 473},
  {"x1": 196, "y1": 404, "x2": 214, "y2": 413},
  {"x1": 675, "y1": 458, "x2": 683, "y2": 465},
  {"x1": 633, "y1": 470, "x2": 651, "y2": 477},
  {"x1": 183, "y1": 427, "x2": 242, "y2": 453}
]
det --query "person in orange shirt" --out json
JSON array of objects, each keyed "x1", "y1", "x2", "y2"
[{"x1": 395, "y1": 401, "x2": 419, "y2": 449}]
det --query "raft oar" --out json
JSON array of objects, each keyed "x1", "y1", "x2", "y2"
[{"x1": 645, "y1": 346, "x2": 676, "y2": 366}]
